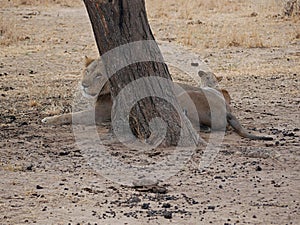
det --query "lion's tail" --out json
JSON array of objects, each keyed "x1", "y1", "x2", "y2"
[{"x1": 227, "y1": 112, "x2": 273, "y2": 141}]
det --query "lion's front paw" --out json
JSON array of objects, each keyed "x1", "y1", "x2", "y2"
[
  {"x1": 42, "y1": 115, "x2": 59, "y2": 124},
  {"x1": 41, "y1": 114, "x2": 71, "y2": 125}
]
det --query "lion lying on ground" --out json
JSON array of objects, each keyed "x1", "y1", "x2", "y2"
[{"x1": 42, "y1": 58, "x2": 272, "y2": 140}]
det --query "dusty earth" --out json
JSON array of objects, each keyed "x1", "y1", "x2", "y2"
[{"x1": 0, "y1": 1, "x2": 300, "y2": 225}]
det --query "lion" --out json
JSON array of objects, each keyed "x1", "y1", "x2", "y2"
[{"x1": 42, "y1": 58, "x2": 272, "y2": 140}]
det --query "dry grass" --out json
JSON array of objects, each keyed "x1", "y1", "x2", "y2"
[
  {"x1": 172, "y1": 17, "x2": 295, "y2": 49},
  {"x1": 0, "y1": 0, "x2": 297, "y2": 49},
  {"x1": 221, "y1": 30, "x2": 265, "y2": 48},
  {"x1": 146, "y1": 0, "x2": 247, "y2": 19},
  {"x1": 146, "y1": 0, "x2": 286, "y2": 19},
  {"x1": 0, "y1": 0, "x2": 81, "y2": 8},
  {"x1": 0, "y1": 16, "x2": 26, "y2": 46},
  {"x1": 0, "y1": 0, "x2": 81, "y2": 45},
  {"x1": 147, "y1": 0, "x2": 297, "y2": 49}
]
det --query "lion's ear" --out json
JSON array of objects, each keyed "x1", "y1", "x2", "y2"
[
  {"x1": 84, "y1": 56, "x2": 95, "y2": 67},
  {"x1": 220, "y1": 89, "x2": 231, "y2": 104}
]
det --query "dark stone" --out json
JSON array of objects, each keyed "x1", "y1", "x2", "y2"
[
  {"x1": 162, "y1": 203, "x2": 171, "y2": 208},
  {"x1": 208, "y1": 205, "x2": 215, "y2": 210},
  {"x1": 256, "y1": 166, "x2": 262, "y2": 171},
  {"x1": 163, "y1": 211, "x2": 172, "y2": 219},
  {"x1": 141, "y1": 203, "x2": 150, "y2": 209},
  {"x1": 36, "y1": 185, "x2": 43, "y2": 189}
]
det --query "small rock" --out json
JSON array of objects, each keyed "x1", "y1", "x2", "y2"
[
  {"x1": 83, "y1": 187, "x2": 93, "y2": 193},
  {"x1": 250, "y1": 12, "x2": 258, "y2": 17},
  {"x1": 4, "y1": 115, "x2": 16, "y2": 123},
  {"x1": 163, "y1": 211, "x2": 172, "y2": 219},
  {"x1": 128, "y1": 196, "x2": 141, "y2": 204},
  {"x1": 59, "y1": 151, "x2": 70, "y2": 156},
  {"x1": 26, "y1": 164, "x2": 33, "y2": 171},
  {"x1": 151, "y1": 186, "x2": 167, "y2": 194},
  {"x1": 132, "y1": 178, "x2": 158, "y2": 187},
  {"x1": 162, "y1": 203, "x2": 171, "y2": 208},
  {"x1": 208, "y1": 205, "x2": 215, "y2": 210},
  {"x1": 18, "y1": 122, "x2": 28, "y2": 127},
  {"x1": 141, "y1": 203, "x2": 150, "y2": 209},
  {"x1": 36, "y1": 185, "x2": 43, "y2": 189},
  {"x1": 255, "y1": 166, "x2": 262, "y2": 171}
]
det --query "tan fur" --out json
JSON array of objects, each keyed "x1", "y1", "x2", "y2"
[
  {"x1": 42, "y1": 58, "x2": 272, "y2": 140},
  {"x1": 177, "y1": 88, "x2": 228, "y2": 131},
  {"x1": 220, "y1": 89, "x2": 231, "y2": 104},
  {"x1": 179, "y1": 90, "x2": 272, "y2": 140},
  {"x1": 198, "y1": 70, "x2": 222, "y2": 88},
  {"x1": 42, "y1": 58, "x2": 112, "y2": 125}
]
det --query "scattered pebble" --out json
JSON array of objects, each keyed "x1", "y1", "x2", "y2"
[{"x1": 163, "y1": 211, "x2": 172, "y2": 219}]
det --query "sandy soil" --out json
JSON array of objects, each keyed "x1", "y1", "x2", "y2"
[{"x1": 0, "y1": 2, "x2": 299, "y2": 225}]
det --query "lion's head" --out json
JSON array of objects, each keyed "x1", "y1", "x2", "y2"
[
  {"x1": 198, "y1": 70, "x2": 223, "y2": 88},
  {"x1": 81, "y1": 57, "x2": 110, "y2": 98}
]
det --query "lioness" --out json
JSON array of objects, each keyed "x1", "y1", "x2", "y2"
[{"x1": 42, "y1": 58, "x2": 272, "y2": 140}]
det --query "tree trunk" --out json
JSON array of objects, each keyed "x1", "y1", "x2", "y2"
[{"x1": 83, "y1": 0, "x2": 198, "y2": 147}]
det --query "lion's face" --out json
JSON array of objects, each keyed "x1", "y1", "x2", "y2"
[
  {"x1": 198, "y1": 70, "x2": 223, "y2": 88},
  {"x1": 81, "y1": 58, "x2": 109, "y2": 98}
]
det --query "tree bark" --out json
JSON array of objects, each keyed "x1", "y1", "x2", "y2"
[{"x1": 83, "y1": 0, "x2": 198, "y2": 146}]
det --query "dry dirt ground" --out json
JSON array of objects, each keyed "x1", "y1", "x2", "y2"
[{"x1": 0, "y1": 1, "x2": 300, "y2": 225}]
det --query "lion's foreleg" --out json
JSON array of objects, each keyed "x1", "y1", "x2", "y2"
[{"x1": 42, "y1": 110, "x2": 97, "y2": 125}]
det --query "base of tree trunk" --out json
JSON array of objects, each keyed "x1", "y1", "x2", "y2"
[{"x1": 83, "y1": 0, "x2": 199, "y2": 147}]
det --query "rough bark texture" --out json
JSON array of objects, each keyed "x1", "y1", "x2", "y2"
[{"x1": 83, "y1": 0, "x2": 198, "y2": 146}]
